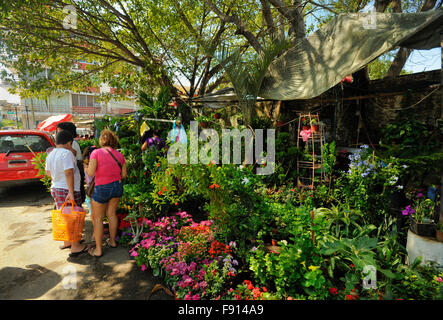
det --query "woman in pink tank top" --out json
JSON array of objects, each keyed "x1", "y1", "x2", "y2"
[{"x1": 84, "y1": 129, "x2": 127, "y2": 257}]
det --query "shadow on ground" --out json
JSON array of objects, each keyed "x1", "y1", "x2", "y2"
[
  {"x1": 0, "y1": 265, "x2": 62, "y2": 299},
  {"x1": 46, "y1": 247, "x2": 175, "y2": 300}
]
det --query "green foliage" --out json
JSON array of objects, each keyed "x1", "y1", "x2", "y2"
[
  {"x1": 248, "y1": 206, "x2": 329, "y2": 298},
  {"x1": 30, "y1": 150, "x2": 51, "y2": 191}
]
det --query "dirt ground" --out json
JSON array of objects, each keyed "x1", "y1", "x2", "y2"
[{"x1": 0, "y1": 181, "x2": 173, "y2": 300}]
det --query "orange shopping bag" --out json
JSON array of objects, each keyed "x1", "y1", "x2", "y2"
[{"x1": 51, "y1": 200, "x2": 86, "y2": 242}]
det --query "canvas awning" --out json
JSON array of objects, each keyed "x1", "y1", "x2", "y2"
[
  {"x1": 259, "y1": 9, "x2": 443, "y2": 100},
  {"x1": 195, "y1": 9, "x2": 443, "y2": 104}
]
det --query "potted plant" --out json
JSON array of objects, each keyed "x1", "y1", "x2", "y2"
[
  {"x1": 310, "y1": 118, "x2": 320, "y2": 133},
  {"x1": 404, "y1": 198, "x2": 437, "y2": 237},
  {"x1": 212, "y1": 112, "x2": 221, "y2": 120},
  {"x1": 301, "y1": 117, "x2": 310, "y2": 130},
  {"x1": 436, "y1": 222, "x2": 443, "y2": 242},
  {"x1": 196, "y1": 115, "x2": 211, "y2": 128}
]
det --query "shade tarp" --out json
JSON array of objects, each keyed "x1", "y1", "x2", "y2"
[
  {"x1": 37, "y1": 114, "x2": 72, "y2": 132},
  {"x1": 259, "y1": 9, "x2": 443, "y2": 101}
]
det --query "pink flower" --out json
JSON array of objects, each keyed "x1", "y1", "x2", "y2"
[
  {"x1": 130, "y1": 250, "x2": 138, "y2": 257},
  {"x1": 417, "y1": 192, "x2": 423, "y2": 198},
  {"x1": 436, "y1": 277, "x2": 443, "y2": 282},
  {"x1": 140, "y1": 264, "x2": 147, "y2": 271}
]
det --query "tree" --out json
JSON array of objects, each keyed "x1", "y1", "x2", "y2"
[{"x1": 0, "y1": 0, "x2": 230, "y2": 101}]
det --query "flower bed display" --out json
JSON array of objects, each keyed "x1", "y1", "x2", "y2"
[{"x1": 125, "y1": 211, "x2": 269, "y2": 300}]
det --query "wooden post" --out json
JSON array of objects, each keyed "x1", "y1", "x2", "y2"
[{"x1": 438, "y1": 32, "x2": 443, "y2": 223}]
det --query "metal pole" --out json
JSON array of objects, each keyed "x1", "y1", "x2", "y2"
[
  {"x1": 25, "y1": 105, "x2": 30, "y2": 129},
  {"x1": 14, "y1": 105, "x2": 19, "y2": 128}
]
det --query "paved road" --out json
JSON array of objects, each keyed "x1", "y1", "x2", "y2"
[{"x1": 0, "y1": 181, "x2": 172, "y2": 300}]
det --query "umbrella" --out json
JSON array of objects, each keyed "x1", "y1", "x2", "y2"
[{"x1": 37, "y1": 114, "x2": 72, "y2": 132}]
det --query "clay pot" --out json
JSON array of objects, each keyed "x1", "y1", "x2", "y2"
[{"x1": 199, "y1": 121, "x2": 209, "y2": 128}]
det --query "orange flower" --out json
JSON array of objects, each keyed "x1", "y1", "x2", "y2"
[{"x1": 156, "y1": 163, "x2": 160, "y2": 167}]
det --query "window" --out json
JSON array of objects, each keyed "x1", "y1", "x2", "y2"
[
  {"x1": 0, "y1": 134, "x2": 52, "y2": 153},
  {"x1": 72, "y1": 94, "x2": 101, "y2": 108}
]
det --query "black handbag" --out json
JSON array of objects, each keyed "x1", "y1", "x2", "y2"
[{"x1": 86, "y1": 176, "x2": 95, "y2": 197}]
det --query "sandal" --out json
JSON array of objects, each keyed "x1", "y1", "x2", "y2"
[
  {"x1": 106, "y1": 239, "x2": 118, "y2": 248},
  {"x1": 69, "y1": 244, "x2": 89, "y2": 257},
  {"x1": 60, "y1": 239, "x2": 84, "y2": 250},
  {"x1": 88, "y1": 247, "x2": 103, "y2": 258}
]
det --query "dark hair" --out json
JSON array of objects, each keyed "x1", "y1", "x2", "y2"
[
  {"x1": 56, "y1": 130, "x2": 74, "y2": 145},
  {"x1": 82, "y1": 145, "x2": 96, "y2": 159},
  {"x1": 57, "y1": 122, "x2": 77, "y2": 137}
]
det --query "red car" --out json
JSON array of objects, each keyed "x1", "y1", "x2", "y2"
[{"x1": 0, "y1": 130, "x2": 55, "y2": 188}]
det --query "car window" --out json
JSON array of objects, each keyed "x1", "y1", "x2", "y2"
[{"x1": 0, "y1": 134, "x2": 52, "y2": 153}]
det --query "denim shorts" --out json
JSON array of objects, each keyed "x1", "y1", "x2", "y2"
[{"x1": 92, "y1": 180, "x2": 123, "y2": 204}]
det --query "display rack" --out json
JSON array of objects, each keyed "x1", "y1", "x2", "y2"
[{"x1": 296, "y1": 113, "x2": 324, "y2": 189}]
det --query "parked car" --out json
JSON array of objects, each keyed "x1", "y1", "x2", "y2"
[{"x1": 0, "y1": 130, "x2": 55, "y2": 188}]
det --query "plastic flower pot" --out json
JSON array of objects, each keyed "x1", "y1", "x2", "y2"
[
  {"x1": 409, "y1": 217, "x2": 436, "y2": 237},
  {"x1": 436, "y1": 230, "x2": 443, "y2": 242}
]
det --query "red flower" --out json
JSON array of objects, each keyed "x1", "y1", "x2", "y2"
[
  {"x1": 345, "y1": 294, "x2": 354, "y2": 300},
  {"x1": 158, "y1": 191, "x2": 163, "y2": 195},
  {"x1": 156, "y1": 163, "x2": 160, "y2": 167},
  {"x1": 174, "y1": 202, "x2": 178, "y2": 206},
  {"x1": 350, "y1": 264, "x2": 355, "y2": 268},
  {"x1": 329, "y1": 287, "x2": 338, "y2": 295}
]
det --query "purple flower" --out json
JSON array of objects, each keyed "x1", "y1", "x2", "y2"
[
  {"x1": 417, "y1": 193, "x2": 423, "y2": 198},
  {"x1": 402, "y1": 205, "x2": 415, "y2": 216}
]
